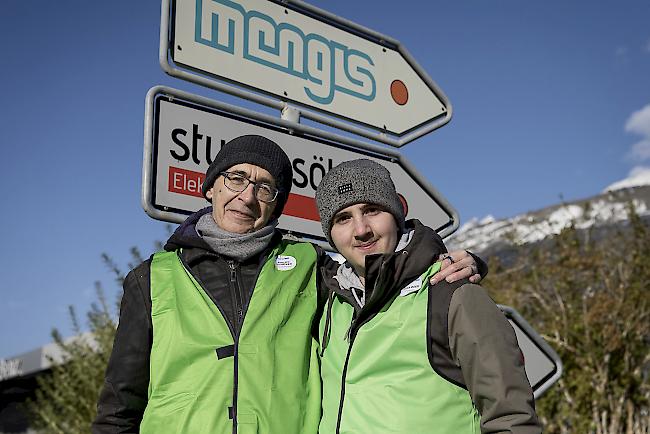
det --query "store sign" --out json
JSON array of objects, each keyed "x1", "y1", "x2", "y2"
[
  {"x1": 166, "y1": 0, "x2": 449, "y2": 136},
  {"x1": 143, "y1": 86, "x2": 458, "y2": 241}
]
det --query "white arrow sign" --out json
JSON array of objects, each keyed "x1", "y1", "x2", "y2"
[
  {"x1": 499, "y1": 305, "x2": 563, "y2": 399},
  {"x1": 143, "y1": 86, "x2": 458, "y2": 241},
  {"x1": 165, "y1": 0, "x2": 449, "y2": 138}
]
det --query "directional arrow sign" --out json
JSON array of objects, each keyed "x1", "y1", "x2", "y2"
[
  {"x1": 143, "y1": 86, "x2": 458, "y2": 241},
  {"x1": 499, "y1": 305, "x2": 563, "y2": 399},
  {"x1": 164, "y1": 0, "x2": 450, "y2": 139}
]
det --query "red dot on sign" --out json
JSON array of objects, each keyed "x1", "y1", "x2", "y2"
[
  {"x1": 398, "y1": 193, "x2": 409, "y2": 217},
  {"x1": 391, "y1": 80, "x2": 409, "y2": 105}
]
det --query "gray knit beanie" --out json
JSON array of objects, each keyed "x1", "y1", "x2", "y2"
[
  {"x1": 202, "y1": 135, "x2": 293, "y2": 217},
  {"x1": 316, "y1": 159, "x2": 405, "y2": 247}
]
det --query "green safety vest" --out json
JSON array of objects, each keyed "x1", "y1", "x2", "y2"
[
  {"x1": 140, "y1": 241, "x2": 321, "y2": 434},
  {"x1": 319, "y1": 263, "x2": 481, "y2": 434}
]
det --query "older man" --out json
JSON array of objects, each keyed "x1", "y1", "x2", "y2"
[
  {"x1": 316, "y1": 159, "x2": 540, "y2": 434},
  {"x1": 93, "y1": 136, "x2": 482, "y2": 434}
]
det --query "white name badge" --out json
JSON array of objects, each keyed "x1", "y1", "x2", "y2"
[
  {"x1": 275, "y1": 255, "x2": 297, "y2": 271},
  {"x1": 400, "y1": 277, "x2": 422, "y2": 296}
]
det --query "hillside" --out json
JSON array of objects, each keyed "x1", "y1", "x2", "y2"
[{"x1": 447, "y1": 174, "x2": 650, "y2": 256}]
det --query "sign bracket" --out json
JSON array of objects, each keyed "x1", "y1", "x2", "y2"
[{"x1": 281, "y1": 105, "x2": 301, "y2": 124}]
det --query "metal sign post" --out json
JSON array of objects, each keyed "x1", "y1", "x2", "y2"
[
  {"x1": 499, "y1": 305, "x2": 563, "y2": 399},
  {"x1": 160, "y1": 0, "x2": 451, "y2": 147},
  {"x1": 143, "y1": 86, "x2": 459, "y2": 241}
]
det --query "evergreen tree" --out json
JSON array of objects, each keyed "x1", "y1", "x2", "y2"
[
  {"x1": 26, "y1": 239, "x2": 163, "y2": 433},
  {"x1": 27, "y1": 284, "x2": 116, "y2": 434}
]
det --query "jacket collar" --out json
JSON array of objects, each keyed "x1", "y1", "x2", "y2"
[{"x1": 327, "y1": 219, "x2": 446, "y2": 311}]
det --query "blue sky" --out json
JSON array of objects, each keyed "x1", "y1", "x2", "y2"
[{"x1": 1, "y1": 0, "x2": 649, "y2": 358}]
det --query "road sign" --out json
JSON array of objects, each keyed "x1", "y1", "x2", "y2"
[
  {"x1": 499, "y1": 305, "x2": 563, "y2": 399},
  {"x1": 160, "y1": 0, "x2": 451, "y2": 145},
  {"x1": 143, "y1": 86, "x2": 458, "y2": 242}
]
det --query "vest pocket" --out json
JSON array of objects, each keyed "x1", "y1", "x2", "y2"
[
  {"x1": 236, "y1": 411, "x2": 258, "y2": 434},
  {"x1": 148, "y1": 388, "x2": 196, "y2": 412},
  {"x1": 142, "y1": 389, "x2": 196, "y2": 433},
  {"x1": 343, "y1": 385, "x2": 402, "y2": 432}
]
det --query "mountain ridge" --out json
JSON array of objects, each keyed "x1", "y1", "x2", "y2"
[{"x1": 447, "y1": 177, "x2": 650, "y2": 255}]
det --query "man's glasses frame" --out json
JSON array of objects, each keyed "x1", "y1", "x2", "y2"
[{"x1": 219, "y1": 171, "x2": 279, "y2": 203}]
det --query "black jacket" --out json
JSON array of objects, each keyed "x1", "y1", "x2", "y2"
[{"x1": 91, "y1": 208, "x2": 329, "y2": 433}]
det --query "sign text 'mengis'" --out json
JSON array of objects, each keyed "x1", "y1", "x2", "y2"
[{"x1": 194, "y1": 0, "x2": 377, "y2": 105}]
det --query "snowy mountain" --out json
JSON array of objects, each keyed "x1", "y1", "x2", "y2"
[{"x1": 447, "y1": 172, "x2": 650, "y2": 255}]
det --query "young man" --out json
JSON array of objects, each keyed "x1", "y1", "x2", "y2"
[
  {"x1": 316, "y1": 159, "x2": 541, "y2": 434},
  {"x1": 93, "y1": 136, "x2": 483, "y2": 433}
]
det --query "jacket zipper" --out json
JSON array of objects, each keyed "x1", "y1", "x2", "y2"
[
  {"x1": 336, "y1": 318, "x2": 375, "y2": 433},
  {"x1": 179, "y1": 249, "x2": 272, "y2": 434},
  {"x1": 228, "y1": 260, "x2": 243, "y2": 434},
  {"x1": 335, "y1": 328, "x2": 357, "y2": 434},
  {"x1": 178, "y1": 253, "x2": 237, "y2": 337},
  {"x1": 228, "y1": 260, "x2": 245, "y2": 329},
  {"x1": 178, "y1": 253, "x2": 241, "y2": 433},
  {"x1": 334, "y1": 260, "x2": 390, "y2": 433},
  {"x1": 179, "y1": 253, "x2": 244, "y2": 434}
]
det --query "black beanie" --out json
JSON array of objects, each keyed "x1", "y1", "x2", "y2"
[{"x1": 202, "y1": 135, "x2": 293, "y2": 217}]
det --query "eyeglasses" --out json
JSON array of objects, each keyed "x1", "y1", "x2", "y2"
[{"x1": 220, "y1": 171, "x2": 279, "y2": 203}]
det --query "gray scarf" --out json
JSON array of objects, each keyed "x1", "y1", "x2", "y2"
[{"x1": 196, "y1": 213, "x2": 278, "y2": 261}]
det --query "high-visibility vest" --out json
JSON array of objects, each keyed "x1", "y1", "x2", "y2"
[
  {"x1": 319, "y1": 264, "x2": 480, "y2": 434},
  {"x1": 141, "y1": 241, "x2": 321, "y2": 434}
]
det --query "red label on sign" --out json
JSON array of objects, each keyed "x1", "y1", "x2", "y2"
[
  {"x1": 284, "y1": 193, "x2": 320, "y2": 222},
  {"x1": 169, "y1": 166, "x2": 204, "y2": 198}
]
